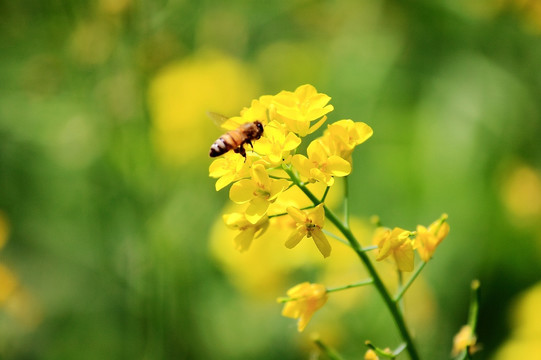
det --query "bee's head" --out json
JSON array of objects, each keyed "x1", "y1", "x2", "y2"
[{"x1": 254, "y1": 121, "x2": 264, "y2": 137}]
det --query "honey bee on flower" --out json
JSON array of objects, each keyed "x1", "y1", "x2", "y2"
[{"x1": 208, "y1": 111, "x2": 265, "y2": 159}]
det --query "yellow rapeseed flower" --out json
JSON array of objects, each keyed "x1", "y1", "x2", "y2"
[
  {"x1": 223, "y1": 212, "x2": 269, "y2": 252},
  {"x1": 272, "y1": 84, "x2": 333, "y2": 136},
  {"x1": 414, "y1": 214, "x2": 450, "y2": 262},
  {"x1": 374, "y1": 227, "x2": 414, "y2": 272},
  {"x1": 452, "y1": 325, "x2": 477, "y2": 356},
  {"x1": 208, "y1": 151, "x2": 250, "y2": 191},
  {"x1": 291, "y1": 140, "x2": 351, "y2": 186},
  {"x1": 253, "y1": 121, "x2": 301, "y2": 166},
  {"x1": 285, "y1": 204, "x2": 331, "y2": 258},
  {"x1": 240, "y1": 97, "x2": 273, "y2": 124},
  {"x1": 229, "y1": 164, "x2": 289, "y2": 223},
  {"x1": 321, "y1": 119, "x2": 373, "y2": 163},
  {"x1": 279, "y1": 282, "x2": 328, "y2": 332},
  {"x1": 364, "y1": 349, "x2": 379, "y2": 360}
]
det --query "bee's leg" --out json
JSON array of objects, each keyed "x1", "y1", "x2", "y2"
[
  {"x1": 235, "y1": 146, "x2": 247, "y2": 161},
  {"x1": 246, "y1": 139, "x2": 253, "y2": 149}
]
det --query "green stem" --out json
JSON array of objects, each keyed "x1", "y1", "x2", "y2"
[
  {"x1": 456, "y1": 280, "x2": 480, "y2": 360},
  {"x1": 322, "y1": 229, "x2": 350, "y2": 247},
  {"x1": 365, "y1": 341, "x2": 396, "y2": 359},
  {"x1": 269, "y1": 175, "x2": 290, "y2": 180},
  {"x1": 325, "y1": 207, "x2": 420, "y2": 360},
  {"x1": 397, "y1": 270, "x2": 405, "y2": 314},
  {"x1": 326, "y1": 279, "x2": 374, "y2": 294},
  {"x1": 313, "y1": 338, "x2": 345, "y2": 360},
  {"x1": 321, "y1": 186, "x2": 331, "y2": 202},
  {"x1": 284, "y1": 167, "x2": 420, "y2": 360},
  {"x1": 344, "y1": 176, "x2": 349, "y2": 227},
  {"x1": 468, "y1": 280, "x2": 480, "y2": 330},
  {"x1": 278, "y1": 279, "x2": 374, "y2": 303},
  {"x1": 268, "y1": 205, "x2": 315, "y2": 219},
  {"x1": 394, "y1": 261, "x2": 427, "y2": 303}
]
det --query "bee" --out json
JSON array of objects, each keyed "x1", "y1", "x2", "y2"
[{"x1": 208, "y1": 112, "x2": 264, "y2": 159}]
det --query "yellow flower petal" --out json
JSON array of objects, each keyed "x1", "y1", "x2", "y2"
[
  {"x1": 294, "y1": 84, "x2": 317, "y2": 99},
  {"x1": 269, "y1": 179, "x2": 290, "y2": 200},
  {"x1": 326, "y1": 156, "x2": 351, "y2": 176},
  {"x1": 229, "y1": 179, "x2": 256, "y2": 203},
  {"x1": 354, "y1": 122, "x2": 373, "y2": 144},
  {"x1": 280, "y1": 281, "x2": 328, "y2": 332},
  {"x1": 291, "y1": 154, "x2": 312, "y2": 178},
  {"x1": 285, "y1": 226, "x2": 306, "y2": 248},
  {"x1": 245, "y1": 197, "x2": 270, "y2": 224},
  {"x1": 364, "y1": 349, "x2": 379, "y2": 360},
  {"x1": 307, "y1": 115, "x2": 328, "y2": 134},
  {"x1": 215, "y1": 173, "x2": 236, "y2": 191},
  {"x1": 310, "y1": 168, "x2": 334, "y2": 186},
  {"x1": 307, "y1": 140, "x2": 328, "y2": 163},
  {"x1": 251, "y1": 164, "x2": 270, "y2": 190},
  {"x1": 307, "y1": 106, "x2": 333, "y2": 122},
  {"x1": 307, "y1": 204, "x2": 325, "y2": 227},
  {"x1": 234, "y1": 227, "x2": 256, "y2": 252},
  {"x1": 287, "y1": 207, "x2": 307, "y2": 224},
  {"x1": 223, "y1": 212, "x2": 246, "y2": 227},
  {"x1": 209, "y1": 158, "x2": 229, "y2": 177},
  {"x1": 252, "y1": 137, "x2": 272, "y2": 154},
  {"x1": 283, "y1": 132, "x2": 302, "y2": 151},
  {"x1": 312, "y1": 229, "x2": 331, "y2": 258},
  {"x1": 282, "y1": 300, "x2": 302, "y2": 318},
  {"x1": 394, "y1": 241, "x2": 414, "y2": 272},
  {"x1": 286, "y1": 281, "x2": 311, "y2": 298},
  {"x1": 267, "y1": 147, "x2": 283, "y2": 165}
]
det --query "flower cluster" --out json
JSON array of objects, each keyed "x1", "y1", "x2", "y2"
[
  {"x1": 373, "y1": 213, "x2": 450, "y2": 271},
  {"x1": 209, "y1": 84, "x2": 453, "y2": 355},
  {"x1": 209, "y1": 84, "x2": 373, "y2": 258}
]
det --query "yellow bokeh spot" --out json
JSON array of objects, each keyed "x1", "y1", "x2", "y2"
[
  {"x1": 148, "y1": 50, "x2": 259, "y2": 166},
  {"x1": 0, "y1": 212, "x2": 9, "y2": 251},
  {"x1": 500, "y1": 164, "x2": 541, "y2": 225},
  {"x1": 0, "y1": 264, "x2": 18, "y2": 304},
  {"x1": 494, "y1": 281, "x2": 541, "y2": 359}
]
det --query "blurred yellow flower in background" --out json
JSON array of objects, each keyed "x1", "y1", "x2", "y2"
[
  {"x1": 0, "y1": 212, "x2": 9, "y2": 251},
  {"x1": 279, "y1": 282, "x2": 328, "y2": 332},
  {"x1": 223, "y1": 212, "x2": 269, "y2": 252},
  {"x1": 494, "y1": 281, "x2": 541, "y2": 359},
  {"x1": 500, "y1": 163, "x2": 541, "y2": 227},
  {"x1": 148, "y1": 50, "x2": 259, "y2": 165},
  {"x1": 0, "y1": 213, "x2": 41, "y2": 330},
  {"x1": 0, "y1": 264, "x2": 18, "y2": 305}
]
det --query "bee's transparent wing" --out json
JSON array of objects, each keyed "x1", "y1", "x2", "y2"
[{"x1": 206, "y1": 111, "x2": 230, "y2": 127}]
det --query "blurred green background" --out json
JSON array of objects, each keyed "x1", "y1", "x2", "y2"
[{"x1": 1, "y1": 0, "x2": 541, "y2": 359}]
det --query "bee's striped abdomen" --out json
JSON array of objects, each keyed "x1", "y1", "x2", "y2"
[
  {"x1": 209, "y1": 130, "x2": 243, "y2": 157},
  {"x1": 209, "y1": 121, "x2": 263, "y2": 158},
  {"x1": 209, "y1": 136, "x2": 228, "y2": 157}
]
